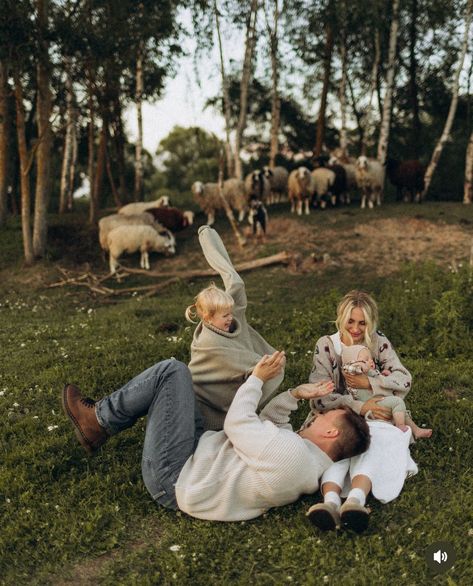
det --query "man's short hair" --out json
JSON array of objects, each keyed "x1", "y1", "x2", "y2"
[{"x1": 332, "y1": 407, "x2": 371, "y2": 461}]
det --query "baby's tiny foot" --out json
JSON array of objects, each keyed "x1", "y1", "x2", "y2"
[{"x1": 413, "y1": 427, "x2": 432, "y2": 439}]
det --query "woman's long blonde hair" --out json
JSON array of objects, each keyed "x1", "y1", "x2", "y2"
[
  {"x1": 185, "y1": 283, "x2": 234, "y2": 323},
  {"x1": 335, "y1": 290, "x2": 379, "y2": 350}
]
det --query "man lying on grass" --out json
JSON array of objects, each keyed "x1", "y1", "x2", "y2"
[{"x1": 62, "y1": 351, "x2": 370, "y2": 521}]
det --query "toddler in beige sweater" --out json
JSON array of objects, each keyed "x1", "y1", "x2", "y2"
[{"x1": 186, "y1": 226, "x2": 284, "y2": 431}]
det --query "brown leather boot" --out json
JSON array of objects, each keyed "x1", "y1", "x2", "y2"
[{"x1": 62, "y1": 384, "x2": 109, "y2": 455}]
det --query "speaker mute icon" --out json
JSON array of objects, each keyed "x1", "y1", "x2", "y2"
[
  {"x1": 433, "y1": 549, "x2": 448, "y2": 564},
  {"x1": 425, "y1": 541, "x2": 455, "y2": 573}
]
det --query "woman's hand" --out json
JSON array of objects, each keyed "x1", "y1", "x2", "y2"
[
  {"x1": 291, "y1": 381, "x2": 335, "y2": 400},
  {"x1": 344, "y1": 372, "x2": 372, "y2": 389},
  {"x1": 360, "y1": 397, "x2": 392, "y2": 420},
  {"x1": 252, "y1": 351, "x2": 286, "y2": 382}
]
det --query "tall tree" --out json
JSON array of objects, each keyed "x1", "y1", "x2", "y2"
[
  {"x1": 376, "y1": 0, "x2": 400, "y2": 169},
  {"x1": 0, "y1": 60, "x2": 9, "y2": 225},
  {"x1": 265, "y1": 0, "x2": 281, "y2": 167},
  {"x1": 422, "y1": 0, "x2": 473, "y2": 200},
  {"x1": 464, "y1": 128, "x2": 473, "y2": 204},
  {"x1": 214, "y1": 0, "x2": 235, "y2": 177},
  {"x1": 314, "y1": 16, "x2": 334, "y2": 156},
  {"x1": 59, "y1": 57, "x2": 77, "y2": 213},
  {"x1": 33, "y1": 0, "x2": 53, "y2": 258},
  {"x1": 234, "y1": 0, "x2": 259, "y2": 178}
]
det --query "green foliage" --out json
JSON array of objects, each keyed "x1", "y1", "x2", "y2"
[{"x1": 153, "y1": 126, "x2": 223, "y2": 195}]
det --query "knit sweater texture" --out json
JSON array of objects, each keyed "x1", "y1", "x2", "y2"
[
  {"x1": 307, "y1": 331, "x2": 412, "y2": 416},
  {"x1": 175, "y1": 375, "x2": 333, "y2": 521},
  {"x1": 188, "y1": 226, "x2": 284, "y2": 430}
]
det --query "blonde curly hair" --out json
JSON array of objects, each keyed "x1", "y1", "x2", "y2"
[{"x1": 185, "y1": 283, "x2": 234, "y2": 323}]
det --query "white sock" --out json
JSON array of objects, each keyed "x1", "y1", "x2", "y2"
[
  {"x1": 346, "y1": 488, "x2": 366, "y2": 506},
  {"x1": 324, "y1": 491, "x2": 341, "y2": 509}
]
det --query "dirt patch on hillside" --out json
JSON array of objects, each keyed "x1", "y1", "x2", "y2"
[
  {"x1": 2, "y1": 215, "x2": 472, "y2": 291},
  {"x1": 250, "y1": 216, "x2": 472, "y2": 275}
]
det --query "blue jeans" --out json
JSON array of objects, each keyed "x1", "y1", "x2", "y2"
[{"x1": 95, "y1": 359, "x2": 204, "y2": 510}]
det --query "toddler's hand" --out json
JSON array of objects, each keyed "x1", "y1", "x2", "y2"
[{"x1": 252, "y1": 351, "x2": 285, "y2": 382}]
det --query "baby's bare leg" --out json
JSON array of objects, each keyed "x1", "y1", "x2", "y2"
[
  {"x1": 392, "y1": 410, "x2": 409, "y2": 432},
  {"x1": 406, "y1": 414, "x2": 432, "y2": 439}
]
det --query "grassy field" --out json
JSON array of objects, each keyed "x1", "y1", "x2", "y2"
[{"x1": 0, "y1": 202, "x2": 472, "y2": 585}]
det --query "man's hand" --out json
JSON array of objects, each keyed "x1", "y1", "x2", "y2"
[
  {"x1": 252, "y1": 351, "x2": 286, "y2": 382},
  {"x1": 344, "y1": 372, "x2": 372, "y2": 389},
  {"x1": 290, "y1": 380, "x2": 335, "y2": 400},
  {"x1": 360, "y1": 396, "x2": 392, "y2": 420}
]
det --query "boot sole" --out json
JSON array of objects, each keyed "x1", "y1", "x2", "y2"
[
  {"x1": 340, "y1": 509, "x2": 369, "y2": 533},
  {"x1": 307, "y1": 508, "x2": 339, "y2": 531},
  {"x1": 61, "y1": 385, "x2": 95, "y2": 455}
]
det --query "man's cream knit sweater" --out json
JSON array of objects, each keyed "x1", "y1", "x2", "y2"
[
  {"x1": 188, "y1": 226, "x2": 284, "y2": 430},
  {"x1": 175, "y1": 375, "x2": 333, "y2": 521}
]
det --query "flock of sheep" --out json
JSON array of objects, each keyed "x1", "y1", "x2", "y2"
[
  {"x1": 97, "y1": 152, "x2": 425, "y2": 273},
  {"x1": 190, "y1": 153, "x2": 426, "y2": 225},
  {"x1": 98, "y1": 196, "x2": 194, "y2": 275}
]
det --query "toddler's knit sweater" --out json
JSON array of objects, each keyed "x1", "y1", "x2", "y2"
[{"x1": 188, "y1": 226, "x2": 284, "y2": 430}]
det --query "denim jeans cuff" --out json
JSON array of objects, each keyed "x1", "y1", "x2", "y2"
[{"x1": 95, "y1": 401, "x2": 118, "y2": 436}]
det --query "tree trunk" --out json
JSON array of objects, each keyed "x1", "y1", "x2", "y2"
[
  {"x1": 266, "y1": 0, "x2": 280, "y2": 167},
  {"x1": 134, "y1": 42, "x2": 144, "y2": 201},
  {"x1": 464, "y1": 128, "x2": 473, "y2": 204},
  {"x1": 87, "y1": 65, "x2": 97, "y2": 224},
  {"x1": 234, "y1": 0, "x2": 258, "y2": 179},
  {"x1": 93, "y1": 113, "x2": 107, "y2": 212},
  {"x1": 112, "y1": 91, "x2": 126, "y2": 205},
  {"x1": 67, "y1": 99, "x2": 78, "y2": 211},
  {"x1": 214, "y1": 0, "x2": 235, "y2": 176},
  {"x1": 33, "y1": 0, "x2": 52, "y2": 259},
  {"x1": 314, "y1": 22, "x2": 334, "y2": 156},
  {"x1": 423, "y1": 0, "x2": 473, "y2": 200},
  {"x1": 59, "y1": 58, "x2": 75, "y2": 214},
  {"x1": 361, "y1": 29, "x2": 381, "y2": 155},
  {"x1": 347, "y1": 69, "x2": 364, "y2": 152},
  {"x1": 409, "y1": 0, "x2": 421, "y2": 157},
  {"x1": 13, "y1": 68, "x2": 34, "y2": 265},
  {"x1": 377, "y1": 0, "x2": 400, "y2": 172},
  {"x1": 0, "y1": 60, "x2": 9, "y2": 225},
  {"x1": 338, "y1": 12, "x2": 348, "y2": 158}
]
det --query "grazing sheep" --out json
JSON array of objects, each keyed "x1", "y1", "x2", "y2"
[
  {"x1": 355, "y1": 156, "x2": 384, "y2": 209},
  {"x1": 106, "y1": 224, "x2": 176, "y2": 274},
  {"x1": 262, "y1": 166, "x2": 289, "y2": 204},
  {"x1": 118, "y1": 195, "x2": 170, "y2": 216},
  {"x1": 244, "y1": 170, "x2": 271, "y2": 203},
  {"x1": 385, "y1": 158, "x2": 425, "y2": 203},
  {"x1": 145, "y1": 207, "x2": 195, "y2": 232},
  {"x1": 310, "y1": 167, "x2": 336, "y2": 209},
  {"x1": 287, "y1": 167, "x2": 313, "y2": 215},
  {"x1": 191, "y1": 181, "x2": 222, "y2": 225},
  {"x1": 98, "y1": 212, "x2": 161, "y2": 251},
  {"x1": 223, "y1": 178, "x2": 247, "y2": 221}
]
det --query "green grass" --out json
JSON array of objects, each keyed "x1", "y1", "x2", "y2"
[{"x1": 0, "y1": 203, "x2": 472, "y2": 585}]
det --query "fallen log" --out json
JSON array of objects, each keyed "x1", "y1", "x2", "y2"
[{"x1": 120, "y1": 250, "x2": 294, "y2": 279}]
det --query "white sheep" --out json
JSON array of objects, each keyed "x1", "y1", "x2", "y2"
[
  {"x1": 191, "y1": 181, "x2": 221, "y2": 225},
  {"x1": 355, "y1": 156, "x2": 384, "y2": 209},
  {"x1": 98, "y1": 212, "x2": 162, "y2": 251},
  {"x1": 244, "y1": 170, "x2": 271, "y2": 203},
  {"x1": 311, "y1": 168, "x2": 336, "y2": 209},
  {"x1": 223, "y1": 178, "x2": 247, "y2": 222},
  {"x1": 288, "y1": 167, "x2": 313, "y2": 215},
  {"x1": 263, "y1": 166, "x2": 289, "y2": 204},
  {"x1": 118, "y1": 195, "x2": 170, "y2": 216},
  {"x1": 106, "y1": 224, "x2": 176, "y2": 275}
]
